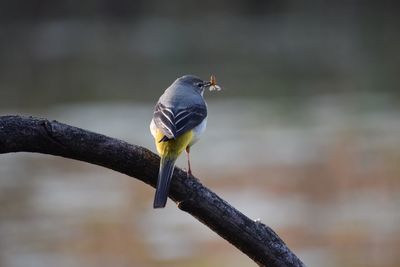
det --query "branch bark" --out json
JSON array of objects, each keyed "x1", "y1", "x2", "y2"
[{"x1": 0, "y1": 115, "x2": 306, "y2": 267}]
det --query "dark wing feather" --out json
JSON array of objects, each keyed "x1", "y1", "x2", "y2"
[
  {"x1": 174, "y1": 105, "x2": 207, "y2": 137},
  {"x1": 153, "y1": 103, "x2": 207, "y2": 142},
  {"x1": 153, "y1": 103, "x2": 177, "y2": 139}
]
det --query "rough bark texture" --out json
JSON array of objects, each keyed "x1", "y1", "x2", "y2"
[{"x1": 0, "y1": 115, "x2": 306, "y2": 267}]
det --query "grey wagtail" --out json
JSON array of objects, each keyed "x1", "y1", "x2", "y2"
[{"x1": 150, "y1": 75, "x2": 221, "y2": 208}]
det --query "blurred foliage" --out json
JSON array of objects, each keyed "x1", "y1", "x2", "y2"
[{"x1": 0, "y1": 1, "x2": 399, "y2": 108}]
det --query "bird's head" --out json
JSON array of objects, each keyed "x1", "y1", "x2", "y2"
[{"x1": 176, "y1": 75, "x2": 222, "y2": 94}]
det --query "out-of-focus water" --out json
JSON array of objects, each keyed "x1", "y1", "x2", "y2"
[{"x1": 1, "y1": 95, "x2": 400, "y2": 267}]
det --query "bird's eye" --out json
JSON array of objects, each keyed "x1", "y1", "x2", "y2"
[{"x1": 196, "y1": 82, "x2": 203, "y2": 88}]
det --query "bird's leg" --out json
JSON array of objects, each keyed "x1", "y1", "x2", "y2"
[{"x1": 186, "y1": 146, "x2": 192, "y2": 177}]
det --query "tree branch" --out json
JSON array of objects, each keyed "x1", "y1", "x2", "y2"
[{"x1": 0, "y1": 115, "x2": 306, "y2": 267}]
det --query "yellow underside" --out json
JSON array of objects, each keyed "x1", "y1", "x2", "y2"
[{"x1": 155, "y1": 129, "x2": 193, "y2": 159}]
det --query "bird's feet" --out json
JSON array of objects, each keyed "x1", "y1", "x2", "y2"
[{"x1": 182, "y1": 167, "x2": 192, "y2": 178}]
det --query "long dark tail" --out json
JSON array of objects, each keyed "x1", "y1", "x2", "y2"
[{"x1": 153, "y1": 157, "x2": 176, "y2": 208}]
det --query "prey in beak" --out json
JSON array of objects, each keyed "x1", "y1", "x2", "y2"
[{"x1": 204, "y1": 75, "x2": 222, "y2": 91}]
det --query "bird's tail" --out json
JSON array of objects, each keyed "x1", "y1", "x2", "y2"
[{"x1": 153, "y1": 157, "x2": 176, "y2": 208}]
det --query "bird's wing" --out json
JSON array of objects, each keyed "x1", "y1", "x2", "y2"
[{"x1": 153, "y1": 103, "x2": 207, "y2": 142}]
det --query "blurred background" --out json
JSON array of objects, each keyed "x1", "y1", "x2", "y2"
[{"x1": 1, "y1": 1, "x2": 400, "y2": 266}]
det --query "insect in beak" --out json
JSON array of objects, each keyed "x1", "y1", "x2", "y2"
[{"x1": 207, "y1": 74, "x2": 221, "y2": 91}]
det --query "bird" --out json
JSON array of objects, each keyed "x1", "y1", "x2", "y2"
[{"x1": 150, "y1": 74, "x2": 221, "y2": 208}]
